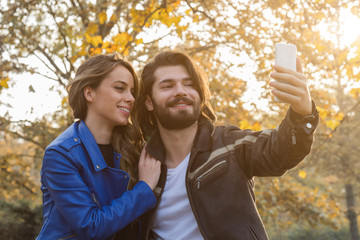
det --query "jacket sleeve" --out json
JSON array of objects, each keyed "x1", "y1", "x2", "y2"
[
  {"x1": 41, "y1": 148, "x2": 157, "y2": 240},
  {"x1": 228, "y1": 102, "x2": 319, "y2": 178}
]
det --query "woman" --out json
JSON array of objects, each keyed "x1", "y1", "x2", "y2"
[{"x1": 36, "y1": 53, "x2": 161, "y2": 240}]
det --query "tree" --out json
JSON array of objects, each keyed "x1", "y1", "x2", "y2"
[{"x1": 1, "y1": 0, "x2": 357, "y2": 237}]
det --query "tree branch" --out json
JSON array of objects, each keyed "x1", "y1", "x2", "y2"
[
  {"x1": 33, "y1": 49, "x2": 67, "y2": 87},
  {"x1": 2, "y1": 128, "x2": 46, "y2": 150},
  {"x1": 46, "y1": 3, "x2": 73, "y2": 74}
]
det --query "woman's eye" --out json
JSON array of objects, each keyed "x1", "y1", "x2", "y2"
[{"x1": 115, "y1": 86, "x2": 124, "y2": 91}]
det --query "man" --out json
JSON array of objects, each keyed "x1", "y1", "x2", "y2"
[{"x1": 135, "y1": 50, "x2": 318, "y2": 240}]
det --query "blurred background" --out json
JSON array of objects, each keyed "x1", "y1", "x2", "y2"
[{"x1": 1, "y1": 0, "x2": 360, "y2": 239}]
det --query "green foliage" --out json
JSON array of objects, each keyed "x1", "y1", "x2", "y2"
[
  {"x1": 269, "y1": 225, "x2": 350, "y2": 240},
  {"x1": 0, "y1": 200, "x2": 42, "y2": 240}
]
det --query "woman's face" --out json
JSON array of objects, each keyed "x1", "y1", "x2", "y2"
[{"x1": 84, "y1": 65, "x2": 135, "y2": 129}]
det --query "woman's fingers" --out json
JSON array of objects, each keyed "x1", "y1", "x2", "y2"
[{"x1": 138, "y1": 150, "x2": 161, "y2": 190}]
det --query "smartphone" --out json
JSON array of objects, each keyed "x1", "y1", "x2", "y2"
[
  {"x1": 275, "y1": 43, "x2": 297, "y2": 71},
  {"x1": 274, "y1": 43, "x2": 297, "y2": 101}
]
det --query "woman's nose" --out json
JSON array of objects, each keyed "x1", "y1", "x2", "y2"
[{"x1": 125, "y1": 91, "x2": 135, "y2": 103}]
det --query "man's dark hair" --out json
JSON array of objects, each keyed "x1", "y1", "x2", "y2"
[{"x1": 135, "y1": 50, "x2": 216, "y2": 137}]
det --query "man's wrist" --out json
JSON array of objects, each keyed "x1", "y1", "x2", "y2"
[{"x1": 289, "y1": 101, "x2": 319, "y2": 134}]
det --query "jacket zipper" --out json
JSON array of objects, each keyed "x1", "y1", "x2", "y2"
[
  {"x1": 126, "y1": 174, "x2": 130, "y2": 191},
  {"x1": 195, "y1": 160, "x2": 227, "y2": 189},
  {"x1": 185, "y1": 151, "x2": 209, "y2": 240},
  {"x1": 248, "y1": 226, "x2": 260, "y2": 240},
  {"x1": 92, "y1": 193, "x2": 102, "y2": 209},
  {"x1": 291, "y1": 127, "x2": 297, "y2": 145},
  {"x1": 57, "y1": 233, "x2": 78, "y2": 240}
]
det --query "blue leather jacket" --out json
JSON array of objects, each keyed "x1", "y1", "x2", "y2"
[{"x1": 36, "y1": 121, "x2": 156, "y2": 240}]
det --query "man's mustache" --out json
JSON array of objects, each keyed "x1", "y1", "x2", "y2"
[{"x1": 166, "y1": 97, "x2": 193, "y2": 107}]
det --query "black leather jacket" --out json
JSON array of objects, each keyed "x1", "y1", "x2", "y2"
[{"x1": 141, "y1": 106, "x2": 319, "y2": 240}]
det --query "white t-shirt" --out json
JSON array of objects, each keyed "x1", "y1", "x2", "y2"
[{"x1": 151, "y1": 153, "x2": 203, "y2": 240}]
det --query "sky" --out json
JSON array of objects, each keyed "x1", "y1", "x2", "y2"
[{"x1": 1, "y1": 57, "x2": 64, "y2": 121}]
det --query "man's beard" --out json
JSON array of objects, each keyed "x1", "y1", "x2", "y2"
[{"x1": 151, "y1": 96, "x2": 201, "y2": 130}]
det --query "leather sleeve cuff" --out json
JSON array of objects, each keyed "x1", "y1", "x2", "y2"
[{"x1": 288, "y1": 100, "x2": 319, "y2": 135}]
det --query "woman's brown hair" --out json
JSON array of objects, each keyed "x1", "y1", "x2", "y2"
[{"x1": 66, "y1": 53, "x2": 142, "y2": 187}]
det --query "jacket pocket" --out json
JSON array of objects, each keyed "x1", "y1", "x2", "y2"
[
  {"x1": 194, "y1": 160, "x2": 228, "y2": 189},
  {"x1": 57, "y1": 233, "x2": 78, "y2": 240},
  {"x1": 247, "y1": 226, "x2": 260, "y2": 240}
]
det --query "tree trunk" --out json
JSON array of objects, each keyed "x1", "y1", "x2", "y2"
[{"x1": 345, "y1": 183, "x2": 359, "y2": 240}]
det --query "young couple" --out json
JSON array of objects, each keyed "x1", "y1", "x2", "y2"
[{"x1": 37, "y1": 50, "x2": 318, "y2": 240}]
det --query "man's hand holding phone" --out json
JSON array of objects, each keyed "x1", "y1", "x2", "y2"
[{"x1": 270, "y1": 43, "x2": 312, "y2": 116}]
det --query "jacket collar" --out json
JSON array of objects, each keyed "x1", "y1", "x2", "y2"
[
  {"x1": 146, "y1": 117, "x2": 215, "y2": 163},
  {"x1": 77, "y1": 120, "x2": 108, "y2": 172}
]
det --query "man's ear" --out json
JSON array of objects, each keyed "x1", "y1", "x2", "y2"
[
  {"x1": 84, "y1": 86, "x2": 95, "y2": 103},
  {"x1": 145, "y1": 95, "x2": 154, "y2": 111}
]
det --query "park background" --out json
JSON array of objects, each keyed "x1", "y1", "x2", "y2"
[{"x1": 1, "y1": 0, "x2": 360, "y2": 239}]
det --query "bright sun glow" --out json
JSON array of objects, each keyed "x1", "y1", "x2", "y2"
[
  {"x1": 319, "y1": 9, "x2": 360, "y2": 48},
  {"x1": 340, "y1": 12, "x2": 360, "y2": 47}
]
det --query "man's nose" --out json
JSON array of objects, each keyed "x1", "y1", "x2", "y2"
[{"x1": 174, "y1": 84, "x2": 187, "y2": 96}]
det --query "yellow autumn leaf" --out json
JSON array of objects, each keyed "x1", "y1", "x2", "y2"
[
  {"x1": 251, "y1": 121, "x2": 261, "y2": 131},
  {"x1": 160, "y1": 15, "x2": 181, "y2": 27},
  {"x1": 113, "y1": 32, "x2": 132, "y2": 46},
  {"x1": 85, "y1": 34, "x2": 103, "y2": 47},
  {"x1": 109, "y1": 14, "x2": 117, "y2": 22},
  {"x1": 193, "y1": 14, "x2": 200, "y2": 23},
  {"x1": 299, "y1": 170, "x2": 306, "y2": 179},
  {"x1": 325, "y1": 119, "x2": 340, "y2": 130},
  {"x1": 314, "y1": 12, "x2": 325, "y2": 20},
  {"x1": 130, "y1": 9, "x2": 146, "y2": 26},
  {"x1": 350, "y1": 87, "x2": 360, "y2": 98},
  {"x1": 79, "y1": 49, "x2": 87, "y2": 57},
  {"x1": 317, "y1": 106, "x2": 328, "y2": 120},
  {"x1": 325, "y1": 0, "x2": 336, "y2": 4},
  {"x1": 152, "y1": 10, "x2": 161, "y2": 20},
  {"x1": 98, "y1": 11, "x2": 107, "y2": 24},
  {"x1": 102, "y1": 41, "x2": 110, "y2": 49},
  {"x1": 134, "y1": 38, "x2": 143, "y2": 45},
  {"x1": 239, "y1": 119, "x2": 251, "y2": 129},
  {"x1": 338, "y1": 51, "x2": 348, "y2": 63},
  {"x1": 61, "y1": 97, "x2": 67, "y2": 106},
  {"x1": 70, "y1": 55, "x2": 78, "y2": 64},
  {"x1": 171, "y1": 0, "x2": 181, "y2": 8},
  {"x1": 86, "y1": 23, "x2": 98, "y2": 35},
  {"x1": 93, "y1": 47, "x2": 102, "y2": 55},
  {"x1": 93, "y1": 36, "x2": 103, "y2": 47},
  {"x1": 0, "y1": 76, "x2": 9, "y2": 88},
  {"x1": 334, "y1": 112, "x2": 344, "y2": 121},
  {"x1": 315, "y1": 44, "x2": 326, "y2": 53}
]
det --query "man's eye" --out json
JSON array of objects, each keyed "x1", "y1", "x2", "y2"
[{"x1": 161, "y1": 85, "x2": 172, "y2": 89}]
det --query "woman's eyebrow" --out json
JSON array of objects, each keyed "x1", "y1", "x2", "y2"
[{"x1": 113, "y1": 80, "x2": 128, "y2": 85}]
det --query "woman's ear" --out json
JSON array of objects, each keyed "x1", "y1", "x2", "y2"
[
  {"x1": 145, "y1": 95, "x2": 154, "y2": 111},
  {"x1": 84, "y1": 86, "x2": 95, "y2": 102}
]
